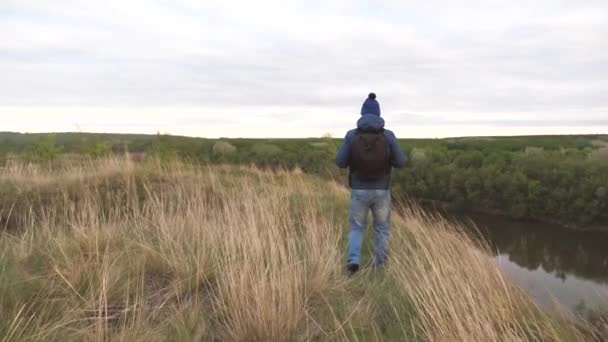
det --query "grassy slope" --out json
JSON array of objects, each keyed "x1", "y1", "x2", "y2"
[{"x1": 0, "y1": 159, "x2": 594, "y2": 341}]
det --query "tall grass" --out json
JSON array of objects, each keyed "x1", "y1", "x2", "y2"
[{"x1": 0, "y1": 158, "x2": 594, "y2": 341}]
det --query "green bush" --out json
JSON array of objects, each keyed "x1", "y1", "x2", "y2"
[
  {"x1": 24, "y1": 137, "x2": 60, "y2": 162},
  {"x1": 82, "y1": 141, "x2": 111, "y2": 158},
  {"x1": 251, "y1": 143, "x2": 282, "y2": 157},
  {"x1": 212, "y1": 141, "x2": 237, "y2": 160}
]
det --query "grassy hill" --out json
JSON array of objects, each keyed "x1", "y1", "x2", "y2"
[{"x1": 0, "y1": 158, "x2": 594, "y2": 341}]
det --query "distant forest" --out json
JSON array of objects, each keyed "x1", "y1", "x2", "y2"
[{"x1": 1, "y1": 132, "x2": 607, "y2": 228}]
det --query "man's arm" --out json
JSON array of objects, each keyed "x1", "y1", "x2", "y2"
[
  {"x1": 385, "y1": 131, "x2": 407, "y2": 168},
  {"x1": 335, "y1": 131, "x2": 353, "y2": 168}
]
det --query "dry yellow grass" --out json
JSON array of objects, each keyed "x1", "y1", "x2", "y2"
[
  {"x1": 0, "y1": 158, "x2": 594, "y2": 341},
  {"x1": 390, "y1": 206, "x2": 591, "y2": 341}
]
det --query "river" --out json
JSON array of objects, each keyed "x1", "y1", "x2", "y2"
[{"x1": 454, "y1": 213, "x2": 608, "y2": 319}]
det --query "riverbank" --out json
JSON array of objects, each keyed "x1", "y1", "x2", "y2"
[
  {"x1": 0, "y1": 159, "x2": 597, "y2": 341},
  {"x1": 445, "y1": 209, "x2": 608, "y2": 319}
]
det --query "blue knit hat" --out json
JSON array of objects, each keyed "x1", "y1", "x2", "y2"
[{"x1": 361, "y1": 93, "x2": 381, "y2": 116}]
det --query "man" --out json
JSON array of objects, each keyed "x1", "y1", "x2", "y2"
[{"x1": 336, "y1": 98, "x2": 407, "y2": 273}]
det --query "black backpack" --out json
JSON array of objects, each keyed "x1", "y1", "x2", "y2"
[{"x1": 350, "y1": 129, "x2": 390, "y2": 181}]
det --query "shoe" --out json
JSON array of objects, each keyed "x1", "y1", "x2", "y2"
[{"x1": 347, "y1": 263, "x2": 360, "y2": 275}]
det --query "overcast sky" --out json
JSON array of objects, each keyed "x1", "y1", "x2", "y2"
[{"x1": 1, "y1": 0, "x2": 607, "y2": 138}]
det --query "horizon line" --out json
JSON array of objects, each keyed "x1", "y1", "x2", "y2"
[{"x1": 2, "y1": 130, "x2": 607, "y2": 140}]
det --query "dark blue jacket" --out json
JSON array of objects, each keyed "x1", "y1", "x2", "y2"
[
  {"x1": 361, "y1": 98, "x2": 381, "y2": 116},
  {"x1": 336, "y1": 115, "x2": 407, "y2": 189}
]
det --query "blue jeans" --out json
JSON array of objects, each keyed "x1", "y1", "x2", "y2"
[{"x1": 347, "y1": 189, "x2": 391, "y2": 268}]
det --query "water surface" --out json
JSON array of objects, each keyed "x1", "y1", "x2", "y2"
[{"x1": 458, "y1": 213, "x2": 608, "y2": 317}]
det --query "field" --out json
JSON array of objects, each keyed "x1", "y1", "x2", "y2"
[
  {"x1": 0, "y1": 158, "x2": 599, "y2": 341},
  {"x1": 1, "y1": 132, "x2": 607, "y2": 228}
]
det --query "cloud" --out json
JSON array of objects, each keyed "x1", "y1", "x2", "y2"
[
  {"x1": 0, "y1": 0, "x2": 607, "y2": 136},
  {"x1": 391, "y1": 112, "x2": 608, "y2": 127}
]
